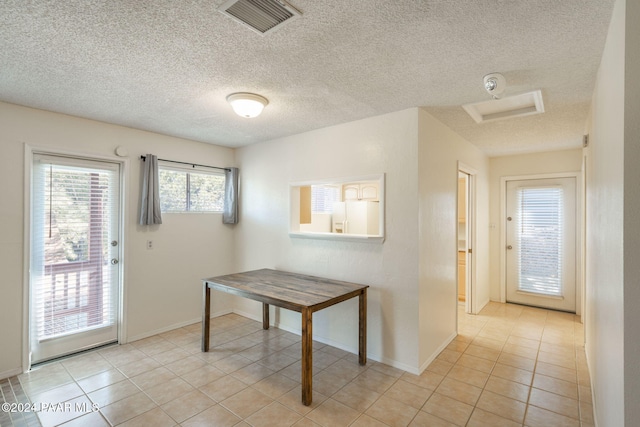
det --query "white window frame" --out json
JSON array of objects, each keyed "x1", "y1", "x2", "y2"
[
  {"x1": 500, "y1": 171, "x2": 582, "y2": 316},
  {"x1": 23, "y1": 144, "x2": 127, "y2": 373},
  {"x1": 158, "y1": 164, "x2": 225, "y2": 214}
]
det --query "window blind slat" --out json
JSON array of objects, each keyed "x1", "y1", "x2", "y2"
[
  {"x1": 32, "y1": 157, "x2": 117, "y2": 340},
  {"x1": 516, "y1": 187, "x2": 564, "y2": 297},
  {"x1": 311, "y1": 185, "x2": 340, "y2": 213}
]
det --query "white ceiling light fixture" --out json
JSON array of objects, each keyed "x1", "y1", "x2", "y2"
[
  {"x1": 483, "y1": 72, "x2": 506, "y2": 99},
  {"x1": 226, "y1": 92, "x2": 269, "y2": 118}
]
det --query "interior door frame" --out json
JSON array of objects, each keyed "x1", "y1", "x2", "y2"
[
  {"x1": 499, "y1": 171, "x2": 582, "y2": 315},
  {"x1": 22, "y1": 144, "x2": 128, "y2": 372},
  {"x1": 458, "y1": 162, "x2": 477, "y2": 315}
]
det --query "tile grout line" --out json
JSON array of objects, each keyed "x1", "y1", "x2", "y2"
[
  {"x1": 6, "y1": 305, "x2": 593, "y2": 427},
  {"x1": 519, "y1": 308, "x2": 547, "y2": 427}
]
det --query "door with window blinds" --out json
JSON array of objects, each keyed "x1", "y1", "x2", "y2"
[
  {"x1": 505, "y1": 177, "x2": 576, "y2": 312},
  {"x1": 30, "y1": 154, "x2": 121, "y2": 363}
]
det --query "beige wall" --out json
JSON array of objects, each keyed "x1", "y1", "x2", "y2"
[
  {"x1": 0, "y1": 103, "x2": 491, "y2": 377},
  {"x1": 235, "y1": 108, "x2": 423, "y2": 372},
  {"x1": 417, "y1": 109, "x2": 490, "y2": 369},
  {"x1": 234, "y1": 108, "x2": 490, "y2": 373},
  {"x1": 488, "y1": 149, "x2": 583, "y2": 304},
  {"x1": 0, "y1": 102, "x2": 236, "y2": 378}
]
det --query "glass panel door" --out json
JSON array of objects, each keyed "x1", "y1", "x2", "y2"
[
  {"x1": 506, "y1": 177, "x2": 576, "y2": 312},
  {"x1": 30, "y1": 154, "x2": 121, "y2": 363}
]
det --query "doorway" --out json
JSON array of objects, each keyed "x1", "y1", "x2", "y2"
[
  {"x1": 505, "y1": 176, "x2": 577, "y2": 312},
  {"x1": 29, "y1": 153, "x2": 122, "y2": 364},
  {"x1": 457, "y1": 166, "x2": 475, "y2": 314}
]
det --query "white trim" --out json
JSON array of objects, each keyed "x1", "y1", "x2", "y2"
[
  {"x1": 232, "y1": 308, "x2": 421, "y2": 375},
  {"x1": 22, "y1": 144, "x2": 128, "y2": 371},
  {"x1": 288, "y1": 231, "x2": 384, "y2": 243},
  {"x1": 0, "y1": 368, "x2": 23, "y2": 381},
  {"x1": 418, "y1": 331, "x2": 457, "y2": 375},
  {"x1": 500, "y1": 171, "x2": 582, "y2": 313},
  {"x1": 22, "y1": 144, "x2": 33, "y2": 374},
  {"x1": 289, "y1": 173, "x2": 386, "y2": 242},
  {"x1": 125, "y1": 308, "x2": 231, "y2": 343},
  {"x1": 458, "y1": 162, "x2": 477, "y2": 315}
]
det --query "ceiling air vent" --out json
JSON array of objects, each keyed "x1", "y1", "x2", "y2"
[
  {"x1": 218, "y1": 0, "x2": 301, "y2": 36},
  {"x1": 462, "y1": 90, "x2": 545, "y2": 124}
]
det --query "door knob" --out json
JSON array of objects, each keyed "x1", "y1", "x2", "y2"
[
  {"x1": 111, "y1": 259, "x2": 119, "y2": 265},
  {"x1": 506, "y1": 245, "x2": 513, "y2": 250}
]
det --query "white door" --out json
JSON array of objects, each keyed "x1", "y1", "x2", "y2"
[
  {"x1": 30, "y1": 154, "x2": 121, "y2": 363},
  {"x1": 506, "y1": 177, "x2": 576, "y2": 312}
]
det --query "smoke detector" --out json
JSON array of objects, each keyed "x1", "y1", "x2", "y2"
[{"x1": 218, "y1": 0, "x2": 301, "y2": 36}]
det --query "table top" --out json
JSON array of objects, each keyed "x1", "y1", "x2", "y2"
[{"x1": 203, "y1": 268, "x2": 368, "y2": 313}]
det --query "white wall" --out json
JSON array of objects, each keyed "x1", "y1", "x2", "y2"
[
  {"x1": 586, "y1": 0, "x2": 640, "y2": 424},
  {"x1": 234, "y1": 108, "x2": 422, "y2": 372},
  {"x1": 586, "y1": 0, "x2": 624, "y2": 423},
  {"x1": 234, "y1": 108, "x2": 490, "y2": 373},
  {"x1": 488, "y1": 149, "x2": 583, "y2": 303},
  {"x1": 0, "y1": 102, "x2": 491, "y2": 377},
  {"x1": 0, "y1": 102, "x2": 235, "y2": 378},
  {"x1": 417, "y1": 109, "x2": 490, "y2": 368}
]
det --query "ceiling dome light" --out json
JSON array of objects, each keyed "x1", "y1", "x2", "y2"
[
  {"x1": 483, "y1": 73, "x2": 506, "y2": 99},
  {"x1": 226, "y1": 92, "x2": 269, "y2": 118}
]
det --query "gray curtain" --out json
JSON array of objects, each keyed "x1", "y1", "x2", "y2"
[
  {"x1": 223, "y1": 167, "x2": 239, "y2": 224},
  {"x1": 139, "y1": 154, "x2": 163, "y2": 225}
]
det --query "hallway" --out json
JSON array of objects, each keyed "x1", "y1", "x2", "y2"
[{"x1": 1, "y1": 302, "x2": 592, "y2": 426}]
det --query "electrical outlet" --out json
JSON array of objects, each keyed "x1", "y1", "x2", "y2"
[{"x1": 146, "y1": 240, "x2": 153, "y2": 250}]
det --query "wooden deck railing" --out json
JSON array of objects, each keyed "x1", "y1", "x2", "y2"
[{"x1": 42, "y1": 259, "x2": 104, "y2": 337}]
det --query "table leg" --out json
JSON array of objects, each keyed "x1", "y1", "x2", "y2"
[
  {"x1": 202, "y1": 283, "x2": 210, "y2": 352},
  {"x1": 263, "y1": 303, "x2": 270, "y2": 330},
  {"x1": 301, "y1": 307, "x2": 313, "y2": 406},
  {"x1": 359, "y1": 289, "x2": 367, "y2": 365}
]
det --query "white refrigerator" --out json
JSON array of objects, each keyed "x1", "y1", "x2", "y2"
[{"x1": 332, "y1": 201, "x2": 379, "y2": 235}]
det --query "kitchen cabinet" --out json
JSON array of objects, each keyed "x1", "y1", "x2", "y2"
[{"x1": 343, "y1": 181, "x2": 379, "y2": 201}]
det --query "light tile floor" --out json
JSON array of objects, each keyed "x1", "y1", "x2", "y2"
[{"x1": 0, "y1": 302, "x2": 594, "y2": 426}]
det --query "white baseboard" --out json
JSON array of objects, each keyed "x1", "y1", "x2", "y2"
[
  {"x1": 417, "y1": 331, "x2": 457, "y2": 374},
  {"x1": 585, "y1": 343, "x2": 598, "y2": 427},
  {"x1": 125, "y1": 309, "x2": 232, "y2": 343},
  {"x1": 231, "y1": 308, "x2": 420, "y2": 375},
  {"x1": 0, "y1": 367, "x2": 23, "y2": 381},
  {"x1": 123, "y1": 309, "x2": 426, "y2": 377}
]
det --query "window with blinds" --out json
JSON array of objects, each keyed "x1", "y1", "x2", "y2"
[
  {"x1": 311, "y1": 185, "x2": 340, "y2": 213},
  {"x1": 516, "y1": 186, "x2": 564, "y2": 296},
  {"x1": 31, "y1": 155, "x2": 119, "y2": 341}
]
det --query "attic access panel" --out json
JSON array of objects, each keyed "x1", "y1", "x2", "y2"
[
  {"x1": 463, "y1": 90, "x2": 545, "y2": 124},
  {"x1": 218, "y1": 0, "x2": 301, "y2": 36}
]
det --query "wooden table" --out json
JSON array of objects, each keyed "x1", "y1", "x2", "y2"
[{"x1": 202, "y1": 268, "x2": 368, "y2": 406}]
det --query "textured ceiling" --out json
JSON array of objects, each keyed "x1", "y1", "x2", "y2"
[{"x1": 0, "y1": 0, "x2": 616, "y2": 156}]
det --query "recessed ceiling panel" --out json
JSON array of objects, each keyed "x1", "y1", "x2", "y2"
[{"x1": 462, "y1": 90, "x2": 545, "y2": 124}]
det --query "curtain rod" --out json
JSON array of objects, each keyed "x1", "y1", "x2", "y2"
[{"x1": 140, "y1": 155, "x2": 230, "y2": 172}]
